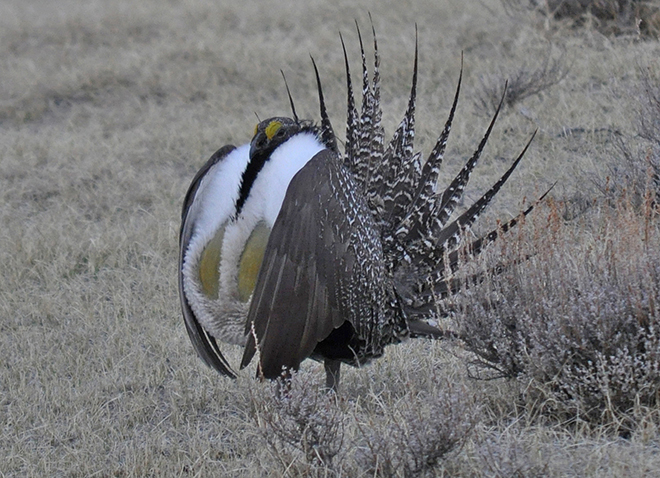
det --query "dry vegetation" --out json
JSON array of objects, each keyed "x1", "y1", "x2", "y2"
[
  {"x1": 2, "y1": 0, "x2": 660, "y2": 476},
  {"x1": 506, "y1": 0, "x2": 660, "y2": 38}
]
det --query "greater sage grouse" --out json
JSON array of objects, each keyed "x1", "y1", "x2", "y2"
[{"x1": 179, "y1": 27, "x2": 540, "y2": 390}]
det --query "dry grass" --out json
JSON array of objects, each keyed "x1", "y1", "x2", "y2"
[{"x1": 2, "y1": 0, "x2": 660, "y2": 476}]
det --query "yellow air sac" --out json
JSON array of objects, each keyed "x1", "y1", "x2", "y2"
[
  {"x1": 238, "y1": 221, "x2": 270, "y2": 302},
  {"x1": 198, "y1": 225, "x2": 226, "y2": 299}
]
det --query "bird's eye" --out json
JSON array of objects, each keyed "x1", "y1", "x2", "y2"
[{"x1": 275, "y1": 129, "x2": 285, "y2": 138}]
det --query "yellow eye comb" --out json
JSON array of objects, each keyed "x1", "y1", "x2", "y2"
[{"x1": 264, "y1": 120, "x2": 282, "y2": 140}]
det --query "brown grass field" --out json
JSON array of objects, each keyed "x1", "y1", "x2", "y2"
[{"x1": 2, "y1": 0, "x2": 660, "y2": 476}]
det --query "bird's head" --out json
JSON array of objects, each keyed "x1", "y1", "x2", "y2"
[{"x1": 249, "y1": 117, "x2": 306, "y2": 161}]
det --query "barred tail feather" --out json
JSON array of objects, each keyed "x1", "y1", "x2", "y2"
[
  {"x1": 443, "y1": 181, "x2": 555, "y2": 274},
  {"x1": 431, "y1": 131, "x2": 537, "y2": 253},
  {"x1": 374, "y1": 29, "x2": 419, "y2": 222},
  {"x1": 399, "y1": 83, "x2": 508, "y2": 248},
  {"x1": 364, "y1": 17, "x2": 385, "y2": 193},
  {"x1": 393, "y1": 61, "x2": 462, "y2": 238},
  {"x1": 407, "y1": 183, "x2": 555, "y2": 312},
  {"x1": 341, "y1": 31, "x2": 359, "y2": 173},
  {"x1": 354, "y1": 21, "x2": 375, "y2": 186},
  {"x1": 420, "y1": 54, "x2": 463, "y2": 186}
]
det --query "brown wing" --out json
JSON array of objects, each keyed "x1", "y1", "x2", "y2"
[
  {"x1": 179, "y1": 145, "x2": 238, "y2": 377},
  {"x1": 240, "y1": 149, "x2": 383, "y2": 378}
]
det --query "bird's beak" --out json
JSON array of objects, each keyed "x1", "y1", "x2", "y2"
[{"x1": 249, "y1": 132, "x2": 265, "y2": 160}]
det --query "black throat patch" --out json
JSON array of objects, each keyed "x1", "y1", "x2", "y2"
[
  {"x1": 235, "y1": 146, "x2": 273, "y2": 217},
  {"x1": 234, "y1": 117, "x2": 322, "y2": 218}
]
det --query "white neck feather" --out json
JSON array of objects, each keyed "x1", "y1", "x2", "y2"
[{"x1": 241, "y1": 132, "x2": 326, "y2": 226}]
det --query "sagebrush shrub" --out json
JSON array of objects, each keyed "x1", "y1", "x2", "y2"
[
  {"x1": 475, "y1": 55, "x2": 568, "y2": 116},
  {"x1": 251, "y1": 372, "x2": 345, "y2": 470},
  {"x1": 508, "y1": 0, "x2": 660, "y2": 38},
  {"x1": 249, "y1": 369, "x2": 480, "y2": 476},
  {"x1": 597, "y1": 65, "x2": 660, "y2": 208},
  {"x1": 453, "y1": 198, "x2": 660, "y2": 425},
  {"x1": 356, "y1": 379, "x2": 479, "y2": 477}
]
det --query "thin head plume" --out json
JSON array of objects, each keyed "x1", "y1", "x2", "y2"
[
  {"x1": 254, "y1": 111, "x2": 261, "y2": 122},
  {"x1": 280, "y1": 70, "x2": 299, "y2": 123},
  {"x1": 310, "y1": 55, "x2": 338, "y2": 152}
]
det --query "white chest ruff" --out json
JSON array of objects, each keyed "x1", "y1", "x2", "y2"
[
  {"x1": 183, "y1": 134, "x2": 326, "y2": 345},
  {"x1": 219, "y1": 133, "x2": 325, "y2": 298}
]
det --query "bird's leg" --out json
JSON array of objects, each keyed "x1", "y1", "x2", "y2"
[
  {"x1": 324, "y1": 359, "x2": 341, "y2": 392},
  {"x1": 274, "y1": 368, "x2": 293, "y2": 398}
]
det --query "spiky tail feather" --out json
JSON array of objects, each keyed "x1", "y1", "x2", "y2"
[
  {"x1": 312, "y1": 25, "x2": 549, "y2": 343},
  {"x1": 402, "y1": 82, "x2": 509, "y2": 255},
  {"x1": 391, "y1": 54, "x2": 463, "y2": 236},
  {"x1": 340, "y1": 31, "x2": 359, "y2": 174},
  {"x1": 337, "y1": 25, "x2": 546, "y2": 314},
  {"x1": 374, "y1": 27, "x2": 418, "y2": 225},
  {"x1": 424, "y1": 129, "x2": 536, "y2": 262},
  {"x1": 410, "y1": 184, "x2": 556, "y2": 316}
]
